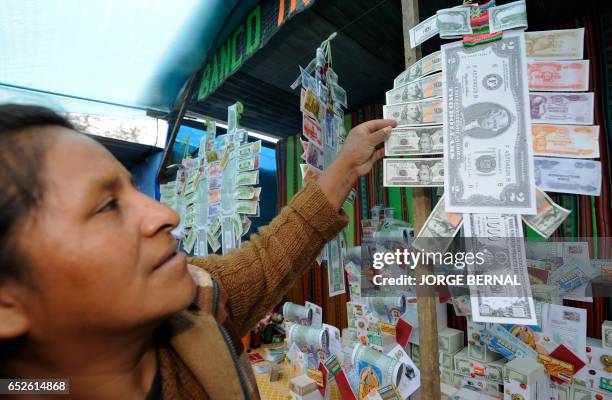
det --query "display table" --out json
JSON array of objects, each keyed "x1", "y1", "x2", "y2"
[{"x1": 249, "y1": 344, "x2": 341, "y2": 399}]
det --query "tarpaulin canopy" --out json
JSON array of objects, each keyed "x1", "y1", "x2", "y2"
[{"x1": 0, "y1": 0, "x2": 259, "y2": 112}]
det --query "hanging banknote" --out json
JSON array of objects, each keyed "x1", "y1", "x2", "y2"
[
  {"x1": 409, "y1": 14, "x2": 439, "y2": 49},
  {"x1": 393, "y1": 51, "x2": 442, "y2": 87},
  {"x1": 534, "y1": 156, "x2": 602, "y2": 196},
  {"x1": 488, "y1": 0, "x2": 528, "y2": 33},
  {"x1": 463, "y1": 213, "x2": 537, "y2": 326},
  {"x1": 383, "y1": 158, "x2": 444, "y2": 187},
  {"x1": 437, "y1": 6, "x2": 472, "y2": 39},
  {"x1": 530, "y1": 92, "x2": 594, "y2": 125},
  {"x1": 383, "y1": 98, "x2": 443, "y2": 126},
  {"x1": 528, "y1": 60, "x2": 589, "y2": 92},
  {"x1": 412, "y1": 195, "x2": 462, "y2": 253},
  {"x1": 522, "y1": 189, "x2": 571, "y2": 239},
  {"x1": 531, "y1": 124, "x2": 599, "y2": 158},
  {"x1": 327, "y1": 237, "x2": 346, "y2": 297},
  {"x1": 386, "y1": 73, "x2": 443, "y2": 105},
  {"x1": 442, "y1": 32, "x2": 536, "y2": 214},
  {"x1": 525, "y1": 28, "x2": 584, "y2": 60},
  {"x1": 384, "y1": 125, "x2": 443, "y2": 156}
]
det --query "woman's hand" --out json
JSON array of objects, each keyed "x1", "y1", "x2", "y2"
[{"x1": 318, "y1": 119, "x2": 397, "y2": 209}]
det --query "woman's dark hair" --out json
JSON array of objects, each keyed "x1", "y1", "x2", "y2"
[{"x1": 0, "y1": 104, "x2": 73, "y2": 282}]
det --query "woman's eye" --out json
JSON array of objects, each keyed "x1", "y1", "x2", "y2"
[{"x1": 98, "y1": 198, "x2": 119, "y2": 213}]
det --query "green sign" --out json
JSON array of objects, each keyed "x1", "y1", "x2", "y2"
[{"x1": 197, "y1": 0, "x2": 315, "y2": 102}]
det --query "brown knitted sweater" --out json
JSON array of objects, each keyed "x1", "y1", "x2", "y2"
[{"x1": 154, "y1": 182, "x2": 348, "y2": 399}]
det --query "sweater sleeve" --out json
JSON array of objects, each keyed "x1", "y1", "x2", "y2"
[{"x1": 188, "y1": 181, "x2": 348, "y2": 337}]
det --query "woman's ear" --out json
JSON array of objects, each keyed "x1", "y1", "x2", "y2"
[{"x1": 0, "y1": 283, "x2": 30, "y2": 339}]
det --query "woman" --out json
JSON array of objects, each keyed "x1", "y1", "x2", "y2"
[{"x1": 0, "y1": 104, "x2": 396, "y2": 399}]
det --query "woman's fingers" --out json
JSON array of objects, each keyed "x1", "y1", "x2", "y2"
[
  {"x1": 368, "y1": 126, "x2": 392, "y2": 146},
  {"x1": 360, "y1": 119, "x2": 397, "y2": 134}
]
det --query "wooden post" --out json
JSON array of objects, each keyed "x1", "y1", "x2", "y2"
[{"x1": 400, "y1": 0, "x2": 442, "y2": 398}]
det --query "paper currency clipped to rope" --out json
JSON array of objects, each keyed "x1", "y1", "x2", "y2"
[{"x1": 408, "y1": 0, "x2": 527, "y2": 48}]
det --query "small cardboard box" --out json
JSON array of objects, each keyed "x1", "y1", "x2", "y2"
[
  {"x1": 439, "y1": 347, "x2": 462, "y2": 371},
  {"x1": 439, "y1": 327, "x2": 465, "y2": 354},
  {"x1": 503, "y1": 357, "x2": 546, "y2": 385},
  {"x1": 289, "y1": 375, "x2": 318, "y2": 396}
]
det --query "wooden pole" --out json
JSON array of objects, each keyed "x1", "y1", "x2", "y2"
[{"x1": 400, "y1": 0, "x2": 441, "y2": 398}]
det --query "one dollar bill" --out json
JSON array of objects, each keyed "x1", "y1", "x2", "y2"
[
  {"x1": 488, "y1": 0, "x2": 528, "y2": 34},
  {"x1": 412, "y1": 195, "x2": 462, "y2": 253},
  {"x1": 384, "y1": 125, "x2": 443, "y2": 156},
  {"x1": 383, "y1": 98, "x2": 443, "y2": 126},
  {"x1": 383, "y1": 158, "x2": 444, "y2": 187}
]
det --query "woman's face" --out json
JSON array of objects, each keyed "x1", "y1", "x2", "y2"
[{"x1": 9, "y1": 129, "x2": 196, "y2": 341}]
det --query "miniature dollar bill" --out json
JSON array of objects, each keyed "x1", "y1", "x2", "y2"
[
  {"x1": 442, "y1": 32, "x2": 536, "y2": 214},
  {"x1": 238, "y1": 140, "x2": 261, "y2": 157},
  {"x1": 522, "y1": 189, "x2": 571, "y2": 239},
  {"x1": 393, "y1": 51, "x2": 442, "y2": 87},
  {"x1": 488, "y1": 0, "x2": 528, "y2": 33},
  {"x1": 235, "y1": 199, "x2": 259, "y2": 216},
  {"x1": 525, "y1": 28, "x2": 584, "y2": 60},
  {"x1": 412, "y1": 195, "x2": 462, "y2": 253},
  {"x1": 530, "y1": 92, "x2": 594, "y2": 125},
  {"x1": 409, "y1": 14, "x2": 439, "y2": 48},
  {"x1": 528, "y1": 60, "x2": 589, "y2": 92},
  {"x1": 384, "y1": 125, "x2": 443, "y2": 156},
  {"x1": 531, "y1": 124, "x2": 599, "y2": 158},
  {"x1": 236, "y1": 170, "x2": 259, "y2": 186},
  {"x1": 236, "y1": 155, "x2": 260, "y2": 172},
  {"x1": 383, "y1": 158, "x2": 444, "y2": 187},
  {"x1": 437, "y1": 6, "x2": 472, "y2": 39},
  {"x1": 534, "y1": 156, "x2": 601, "y2": 196},
  {"x1": 386, "y1": 73, "x2": 443, "y2": 105},
  {"x1": 463, "y1": 213, "x2": 537, "y2": 326},
  {"x1": 207, "y1": 229, "x2": 221, "y2": 253},
  {"x1": 234, "y1": 186, "x2": 261, "y2": 200},
  {"x1": 241, "y1": 215, "x2": 252, "y2": 236},
  {"x1": 383, "y1": 98, "x2": 443, "y2": 126}
]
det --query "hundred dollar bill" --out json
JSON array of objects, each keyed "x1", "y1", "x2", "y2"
[
  {"x1": 383, "y1": 158, "x2": 444, "y2": 187},
  {"x1": 383, "y1": 98, "x2": 443, "y2": 126},
  {"x1": 393, "y1": 51, "x2": 442, "y2": 87},
  {"x1": 463, "y1": 213, "x2": 537, "y2": 326},
  {"x1": 386, "y1": 73, "x2": 443, "y2": 105},
  {"x1": 531, "y1": 124, "x2": 599, "y2": 158},
  {"x1": 409, "y1": 14, "x2": 439, "y2": 48},
  {"x1": 522, "y1": 189, "x2": 571, "y2": 239},
  {"x1": 384, "y1": 125, "x2": 443, "y2": 156},
  {"x1": 437, "y1": 6, "x2": 472, "y2": 39},
  {"x1": 530, "y1": 92, "x2": 594, "y2": 125},
  {"x1": 525, "y1": 28, "x2": 584, "y2": 60},
  {"x1": 488, "y1": 0, "x2": 528, "y2": 33},
  {"x1": 236, "y1": 170, "x2": 259, "y2": 186},
  {"x1": 442, "y1": 32, "x2": 536, "y2": 214},
  {"x1": 528, "y1": 60, "x2": 590, "y2": 92},
  {"x1": 534, "y1": 156, "x2": 601, "y2": 196},
  {"x1": 412, "y1": 195, "x2": 462, "y2": 253}
]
